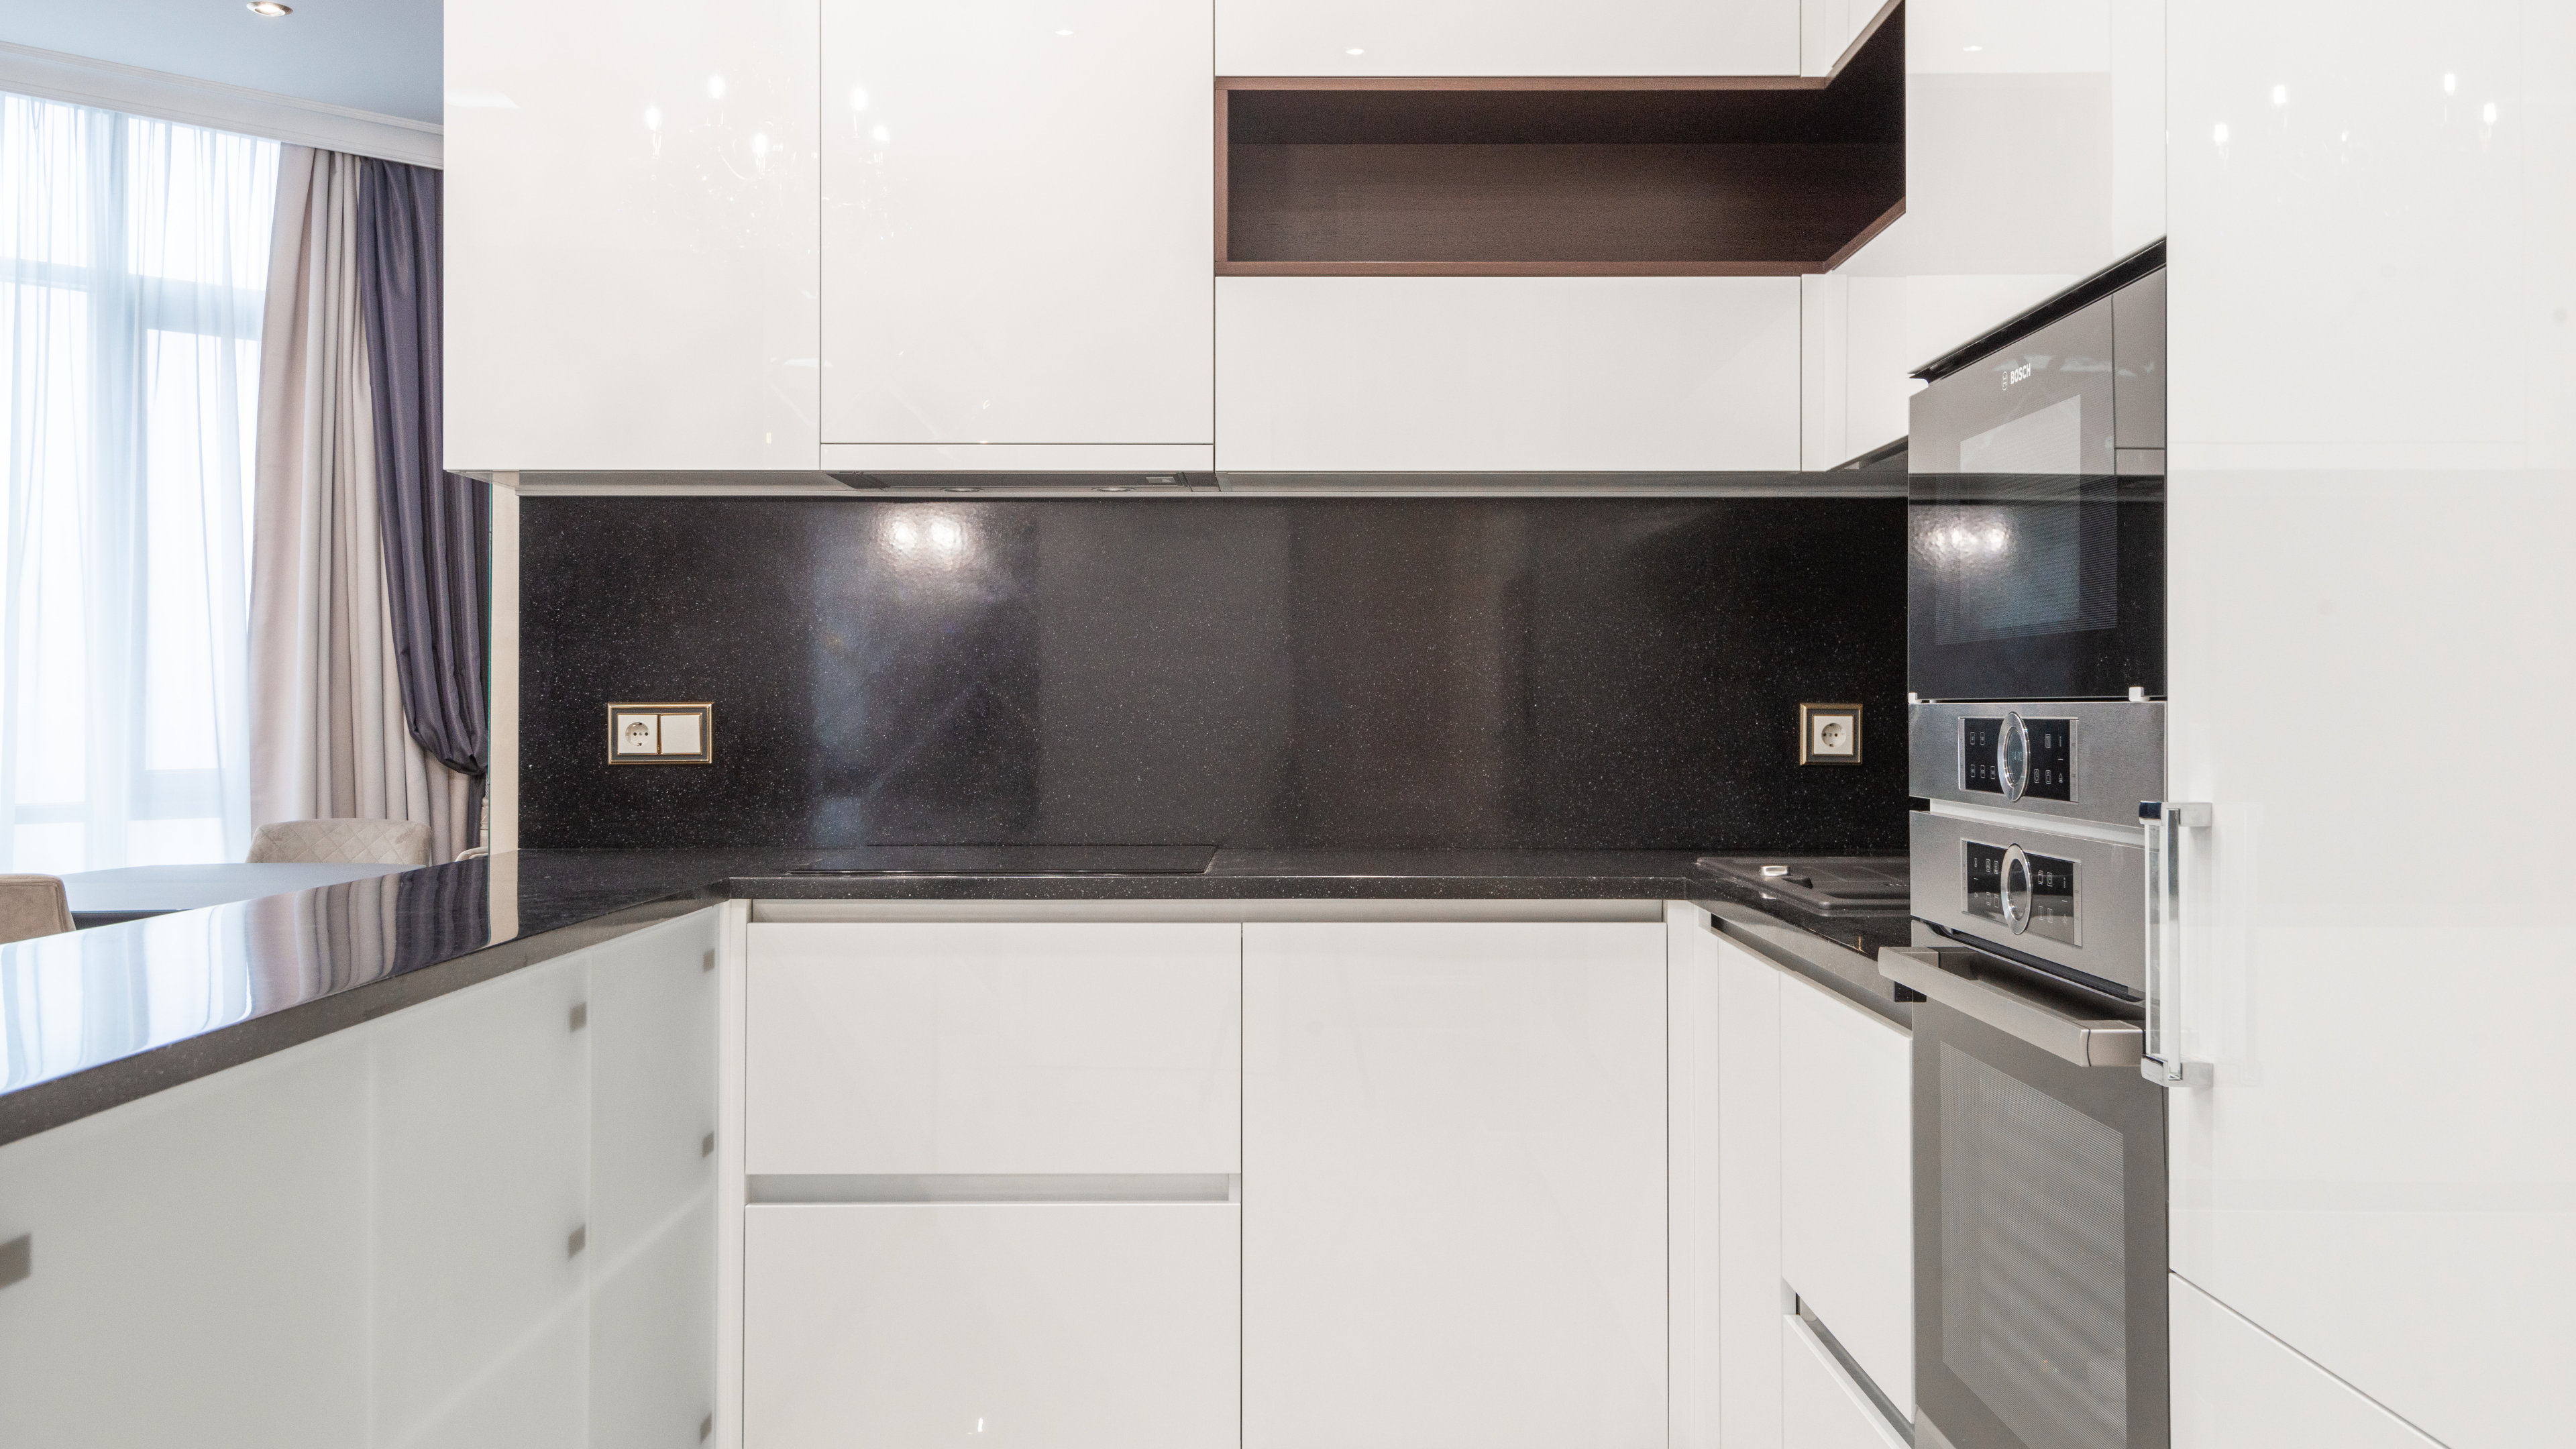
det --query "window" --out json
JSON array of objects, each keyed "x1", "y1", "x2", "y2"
[{"x1": 0, "y1": 93, "x2": 278, "y2": 871}]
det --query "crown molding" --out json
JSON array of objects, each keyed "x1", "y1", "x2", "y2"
[{"x1": 0, "y1": 40, "x2": 441, "y2": 168}]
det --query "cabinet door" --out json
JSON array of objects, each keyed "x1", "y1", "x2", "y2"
[
  {"x1": 1783, "y1": 1314, "x2": 1912, "y2": 1449},
  {"x1": 0, "y1": 1032, "x2": 372, "y2": 1448},
  {"x1": 445, "y1": 0, "x2": 818, "y2": 471},
  {"x1": 1216, "y1": 277, "x2": 1802, "y2": 472},
  {"x1": 2171, "y1": 1275, "x2": 2439, "y2": 1449},
  {"x1": 1713, "y1": 935, "x2": 1786, "y2": 1449},
  {"x1": 1242, "y1": 920, "x2": 1667, "y2": 1449},
  {"x1": 746, "y1": 922, "x2": 1240, "y2": 1175},
  {"x1": 744, "y1": 1203, "x2": 1239, "y2": 1448},
  {"x1": 819, "y1": 0, "x2": 1213, "y2": 453},
  {"x1": 1217, "y1": 0, "x2": 1796, "y2": 78},
  {"x1": 1778, "y1": 972, "x2": 1913, "y2": 1415}
]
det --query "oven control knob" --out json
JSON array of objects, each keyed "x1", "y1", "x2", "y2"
[
  {"x1": 2000, "y1": 844, "x2": 2034, "y2": 934},
  {"x1": 1998, "y1": 711, "x2": 2031, "y2": 802}
]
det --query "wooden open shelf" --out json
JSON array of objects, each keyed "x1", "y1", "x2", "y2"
[{"x1": 1216, "y1": 5, "x2": 1902, "y2": 277}]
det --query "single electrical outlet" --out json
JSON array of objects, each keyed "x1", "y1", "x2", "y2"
[
  {"x1": 608, "y1": 702, "x2": 715, "y2": 763},
  {"x1": 1799, "y1": 702, "x2": 1863, "y2": 765}
]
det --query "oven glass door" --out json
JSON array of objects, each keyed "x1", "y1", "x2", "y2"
[
  {"x1": 1915, "y1": 998, "x2": 2167, "y2": 1449},
  {"x1": 1908, "y1": 297, "x2": 2164, "y2": 701}
]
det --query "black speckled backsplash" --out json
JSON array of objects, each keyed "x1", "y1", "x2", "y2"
[{"x1": 519, "y1": 496, "x2": 1905, "y2": 852}]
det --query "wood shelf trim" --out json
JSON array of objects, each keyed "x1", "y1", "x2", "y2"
[
  {"x1": 1217, "y1": 260, "x2": 1819, "y2": 278},
  {"x1": 1820, "y1": 198, "x2": 1906, "y2": 272}
]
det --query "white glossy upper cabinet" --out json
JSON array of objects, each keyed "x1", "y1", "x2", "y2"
[
  {"x1": 1217, "y1": 277, "x2": 1801, "y2": 472},
  {"x1": 818, "y1": 0, "x2": 1214, "y2": 470},
  {"x1": 445, "y1": 0, "x2": 819, "y2": 472},
  {"x1": 1903, "y1": 0, "x2": 2163, "y2": 365},
  {"x1": 1803, "y1": 0, "x2": 1898, "y2": 76},
  {"x1": 1242, "y1": 920, "x2": 1668, "y2": 1448},
  {"x1": 1218, "y1": 0, "x2": 1796, "y2": 77}
]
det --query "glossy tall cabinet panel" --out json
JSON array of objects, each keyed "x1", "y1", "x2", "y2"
[
  {"x1": 1778, "y1": 973, "x2": 1913, "y2": 1416},
  {"x1": 1216, "y1": 277, "x2": 1801, "y2": 473},
  {"x1": 1903, "y1": 0, "x2": 2163, "y2": 366},
  {"x1": 744, "y1": 1203, "x2": 1240, "y2": 1448},
  {"x1": 445, "y1": 0, "x2": 818, "y2": 471},
  {"x1": 818, "y1": 0, "x2": 1213, "y2": 452},
  {"x1": 1713, "y1": 934, "x2": 1786, "y2": 1449},
  {"x1": 0, "y1": 1034, "x2": 372, "y2": 1448},
  {"x1": 1242, "y1": 921, "x2": 1668, "y2": 1449},
  {"x1": 743, "y1": 922, "x2": 1240, "y2": 1176},
  {"x1": 2169, "y1": 1277, "x2": 2440, "y2": 1449},
  {"x1": 1217, "y1": 0, "x2": 1796, "y2": 76},
  {"x1": 2164, "y1": 5, "x2": 2576, "y2": 1448}
]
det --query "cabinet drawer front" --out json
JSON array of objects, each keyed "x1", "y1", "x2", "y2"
[
  {"x1": 746, "y1": 1203, "x2": 1240, "y2": 1449},
  {"x1": 747, "y1": 923, "x2": 1240, "y2": 1175},
  {"x1": 1778, "y1": 971, "x2": 1914, "y2": 1418}
]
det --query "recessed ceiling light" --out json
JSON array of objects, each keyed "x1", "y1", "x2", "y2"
[{"x1": 248, "y1": 1, "x2": 292, "y2": 14}]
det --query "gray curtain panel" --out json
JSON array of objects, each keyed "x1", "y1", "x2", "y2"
[
  {"x1": 356, "y1": 158, "x2": 490, "y2": 847},
  {"x1": 251, "y1": 146, "x2": 475, "y2": 863}
]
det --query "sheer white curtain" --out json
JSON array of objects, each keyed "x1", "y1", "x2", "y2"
[{"x1": 0, "y1": 93, "x2": 278, "y2": 871}]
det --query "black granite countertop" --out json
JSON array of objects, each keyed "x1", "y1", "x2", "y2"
[{"x1": 0, "y1": 846, "x2": 1907, "y2": 1146}]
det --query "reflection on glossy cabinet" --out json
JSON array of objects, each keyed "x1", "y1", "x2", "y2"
[
  {"x1": 1242, "y1": 920, "x2": 1668, "y2": 1449},
  {"x1": 744, "y1": 922, "x2": 1242, "y2": 1175},
  {"x1": 1783, "y1": 1314, "x2": 1912, "y2": 1449},
  {"x1": 744, "y1": 1203, "x2": 1240, "y2": 1448},
  {"x1": 2170, "y1": 1276, "x2": 2439, "y2": 1449},
  {"x1": 1216, "y1": 277, "x2": 1802, "y2": 472},
  {"x1": 818, "y1": 0, "x2": 1213, "y2": 452},
  {"x1": 1216, "y1": 0, "x2": 1796, "y2": 77},
  {"x1": 1778, "y1": 972, "x2": 1913, "y2": 1415},
  {"x1": 445, "y1": 0, "x2": 819, "y2": 471}
]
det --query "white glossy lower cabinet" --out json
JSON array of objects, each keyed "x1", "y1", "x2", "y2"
[
  {"x1": 1214, "y1": 277, "x2": 1802, "y2": 473},
  {"x1": 1242, "y1": 920, "x2": 1668, "y2": 1449},
  {"x1": 2171, "y1": 1275, "x2": 2439, "y2": 1449},
  {"x1": 1783, "y1": 1314, "x2": 1911, "y2": 1449},
  {"x1": 1714, "y1": 934, "x2": 1786, "y2": 1449},
  {"x1": 1777, "y1": 972, "x2": 1913, "y2": 1415},
  {"x1": 744, "y1": 922, "x2": 1241, "y2": 1175},
  {"x1": 742, "y1": 1203, "x2": 1240, "y2": 1448}
]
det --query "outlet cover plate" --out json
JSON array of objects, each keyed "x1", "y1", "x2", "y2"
[
  {"x1": 1799, "y1": 702, "x2": 1863, "y2": 765},
  {"x1": 608, "y1": 702, "x2": 714, "y2": 764}
]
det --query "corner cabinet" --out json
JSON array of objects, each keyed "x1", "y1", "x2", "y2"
[{"x1": 815, "y1": 0, "x2": 1215, "y2": 472}]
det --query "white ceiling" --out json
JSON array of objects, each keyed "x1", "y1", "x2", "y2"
[{"x1": 11, "y1": 0, "x2": 442, "y2": 124}]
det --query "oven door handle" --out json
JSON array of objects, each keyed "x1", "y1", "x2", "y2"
[
  {"x1": 1879, "y1": 947, "x2": 2143, "y2": 1068},
  {"x1": 2141, "y1": 801, "x2": 2214, "y2": 1087}
]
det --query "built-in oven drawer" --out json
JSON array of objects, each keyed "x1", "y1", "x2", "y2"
[{"x1": 1909, "y1": 810, "x2": 2143, "y2": 1000}]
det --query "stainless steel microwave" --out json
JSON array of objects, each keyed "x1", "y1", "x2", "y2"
[{"x1": 1908, "y1": 249, "x2": 2165, "y2": 703}]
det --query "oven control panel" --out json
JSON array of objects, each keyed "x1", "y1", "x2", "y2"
[
  {"x1": 1963, "y1": 839, "x2": 2081, "y2": 945},
  {"x1": 1960, "y1": 714, "x2": 2075, "y2": 802}
]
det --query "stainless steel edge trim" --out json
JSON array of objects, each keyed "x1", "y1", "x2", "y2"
[
  {"x1": 747, "y1": 1174, "x2": 1238, "y2": 1205},
  {"x1": 1880, "y1": 948, "x2": 2142, "y2": 1067},
  {"x1": 1795, "y1": 1297, "x2": 1913, "y2": 1442}
]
